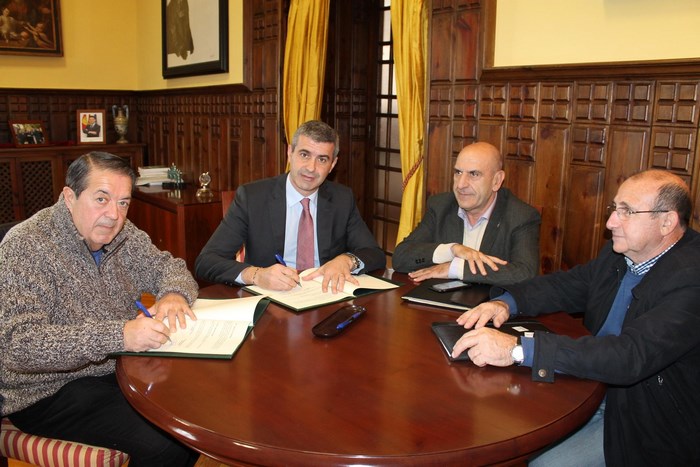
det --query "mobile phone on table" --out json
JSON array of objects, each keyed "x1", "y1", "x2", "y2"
[
  {"x1": 312, "y1": 305, "x2": 367, "y2": 338},
  {"x1": 429, "y1": 280, "x2": 471, "y2": 293}
]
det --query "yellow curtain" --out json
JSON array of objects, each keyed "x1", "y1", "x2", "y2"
[
  {"x1": 282, "y1": 0, "x2": 330, "y2": 153},
  {"x1": 391, "y1": 0, "x2": 427, "y2": 243}
]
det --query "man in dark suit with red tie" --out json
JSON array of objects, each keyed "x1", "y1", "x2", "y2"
[{"x1": 195, "y1": 120, "x2": 385, "y2": 293}]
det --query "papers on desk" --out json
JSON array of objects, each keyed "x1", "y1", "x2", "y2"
[
  {"x1": 116, "y1": 295, "x2": 269, "y2": 359},
  {"x1": 135, "y1": 166, "x2": 171, "y2": 186},
  {"x1": 244, "y1": 268, "x2": 399, "y2": 312}
]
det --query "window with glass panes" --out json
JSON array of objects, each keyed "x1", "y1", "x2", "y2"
[{"x1": 373, "y1": 0, "x2": 402, "y2": 264}]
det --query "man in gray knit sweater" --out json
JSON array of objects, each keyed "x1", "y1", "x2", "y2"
[{"x1": 0, "y1": 152, "x2": 200, "y2": 466}]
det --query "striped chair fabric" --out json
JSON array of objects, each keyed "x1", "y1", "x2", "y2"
[{"x1": 0, "y1": 418, "x2": 129, "y2": 467}]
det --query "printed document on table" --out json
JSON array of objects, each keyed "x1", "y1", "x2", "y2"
[
  {"x1": 244, "y1": 268, "x2": 399, "y2": 312},
  {"x1": 115, "y1": 295, "x2": 269, "y2": 359}
]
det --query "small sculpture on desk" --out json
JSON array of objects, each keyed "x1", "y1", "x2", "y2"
[
  {"x1": 196, "y1": 172, "x2": 213, "y2": 200},
  {"x1": 112, "y1": 105, "x2": 129, "y2": 144},
  {"x1": 164, "y1": 163, "x2": 186, "y2": 189}
]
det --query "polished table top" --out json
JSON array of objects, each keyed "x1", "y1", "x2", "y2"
[{"x1": 117, "y1": 272, "x2": 605, "y2": 466}]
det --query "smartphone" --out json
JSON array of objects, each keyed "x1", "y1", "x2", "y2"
[
  {"x1": 312, "y1": 305, "x2": 367, "y2": 338},
  {"x1": 429, "y1": 280, "x2": 471, "y2": 293}
]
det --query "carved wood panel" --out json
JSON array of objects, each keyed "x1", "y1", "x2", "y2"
[
  {"x1": 562, "y1": 166, "x2": 606, "y2": 270},
  {"x1": 430, "y1": 0, "x2": 700, "y2": 273},
  {"x1": 532, "y1": 124, "x2": 569, "y2": 273},
  {"x1": 0, "y1": 160, "x2": 15, "y2": 223}
]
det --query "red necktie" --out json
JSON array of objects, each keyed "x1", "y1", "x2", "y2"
[{"x1": 296, "y1": 198, "x2": 314, "y2": 271}]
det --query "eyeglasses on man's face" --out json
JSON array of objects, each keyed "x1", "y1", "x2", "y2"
[{"x1": 606, "y1": 203, "x2": 669, "y2": 220}]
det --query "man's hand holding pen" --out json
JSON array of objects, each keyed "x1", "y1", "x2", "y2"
[
  {"x1": 124, "y1": 315, "x2": 173, "y2": 352},
  {"x1": 123, "y1": 293, "x2": 196, "y2": 352},
  {"x1": 245, "y1": 262, "x2": 302, "y2": 291}
]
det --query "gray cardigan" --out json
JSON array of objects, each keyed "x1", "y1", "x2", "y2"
[{"x1": 0, "y1": 196, "x2": 198, "y2": 416}]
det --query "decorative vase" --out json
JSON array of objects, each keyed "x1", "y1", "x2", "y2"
[{"x1": 112, "y1": 105, "x2": 129, "y2": 144}]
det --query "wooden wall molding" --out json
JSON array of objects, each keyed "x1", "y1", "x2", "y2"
[{"x1": 482, "y1": 59, "x2": 700, "y2": 82}]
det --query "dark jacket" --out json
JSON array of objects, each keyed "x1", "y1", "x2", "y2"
[
  {"x1": 195, "y1": 174, "x2": 385, "y2": 285},
  {"x1": 504, "y1": 230, "x2": 700, "y2": 466},
  {"x1": 392, "y1": 188, "x2": 541, "y2": 284}
]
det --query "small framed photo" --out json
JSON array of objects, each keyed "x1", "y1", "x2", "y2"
[
  {"x1": 77, "y1": 109, "x2": 106, "y2": 144},
  {"x1": 9, "y1": 120, "x2": 48, "y2": 147}
]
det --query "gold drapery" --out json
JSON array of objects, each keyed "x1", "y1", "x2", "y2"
[
  {"x1": 391, "y1": 0, "x2": 428, "y2": 243},
  {"x1": 282, "y1": 0, "x2": 330, "y2": 153}
]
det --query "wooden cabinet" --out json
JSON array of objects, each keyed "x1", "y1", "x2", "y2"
[
  {"x1": 0, "y1": 144, "x2": 144, "y2": 223},
  {"x1": 127, "y1": 187, "x2": 222, "y2": 274}
]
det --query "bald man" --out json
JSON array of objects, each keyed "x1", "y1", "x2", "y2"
[
  {"x1": 452, "y1": 169, "x2": 700, "y2": 465},
  {"x1": 393, "y1": 142, "x2": 541, "y2": 285}
]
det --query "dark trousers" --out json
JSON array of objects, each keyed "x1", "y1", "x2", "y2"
[{"x1": 8, "y1": 373, "x2": 198, "y2": 467}]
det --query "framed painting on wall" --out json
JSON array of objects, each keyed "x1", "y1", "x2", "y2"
[
  {"x1": 9, "y1": 120, "x2": 48, "y2": 146},
  {"x1": 0, "y1": 0, "x2": 63, "y2": 56},
  {"x1": 162, "y1": 0, "x2": 228, "y2": 79},
  {"x1": 77, "y1": 110, "x2": 106, "y2": 144}
]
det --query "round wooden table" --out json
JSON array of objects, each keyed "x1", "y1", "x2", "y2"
[{"x1": 117, "y1": 273, "x2": 605, "y2": 466}]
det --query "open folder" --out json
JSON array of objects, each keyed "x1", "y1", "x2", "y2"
[
  {"x1": 244, "y1": 268, "x2": 399, "y2": 312},
  {"x1": 116, "y1": 295, "x2": 269, "y2": 359}
]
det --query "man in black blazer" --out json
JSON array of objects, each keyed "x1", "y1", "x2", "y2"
[
  {"x1": 393, "y1": 142, "x2": 540, "y2": 285},
  {"x1": 452, "y1": 169, "x2": 700, "y2": 466},
  {"x1": 195, "y1": 121, "x2": 385, "y2": 292}
]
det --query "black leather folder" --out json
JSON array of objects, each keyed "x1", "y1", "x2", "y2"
[
  {"x1": 431, "y1": 320, "x2": 550, "y2": 362},
  {"x1": 401, "y1": 279, "x2": 491, "y2": 311}
]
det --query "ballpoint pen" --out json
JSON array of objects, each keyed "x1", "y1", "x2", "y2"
[
  {"x1": 135, "y1": 300, "x2": 153, "y2": 318},
  {"x1": 275, "y1": 253, "x2": 302, "y2": 287},
  {"x1": 274, "y1": 253, "x2": 287, "y2": 266},
  {"x1": 336, "y1": 311, "x2": 364, "y2": 330},
  {"x1": 135, "y1": 300, "x2": 171, "y2": 342}
]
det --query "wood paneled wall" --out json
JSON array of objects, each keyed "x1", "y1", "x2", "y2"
[
  {"x1": 138, "y1": 0, "x2": 284, "y2": 191},
  {"x1": 428, "y1": 0, "x2": 700, "y2": 273},
  {"x1": 5, "y1": 0, "x2": 700, "y2": 274},
  {"x1": 0, "y1": 89, "x2": 137, "y2": 146}
]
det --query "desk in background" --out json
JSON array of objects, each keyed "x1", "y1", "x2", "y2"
[
  {"x1": 127, "y1": 186, "x2": 222, "y2": 274},
  {"x1": 117, "y1": 273, "x2": 605, "y2": 466}
]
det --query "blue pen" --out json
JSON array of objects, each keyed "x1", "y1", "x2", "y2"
[
  {"x1": 275, "y1": 253, "x2": 302, "y2": 287},
  {"x1": 135, "y1": 300, "x2": 171, "y2": 342},
  {"x1": 336, "y1": 311, "x2": 364, "y2": 330},
  {"x1": 135, "y1": 300, "x2": 152, "y2": 318}
]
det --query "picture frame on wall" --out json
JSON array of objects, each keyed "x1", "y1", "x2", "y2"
[
  {"x1": 162, "y1": 0, "x2": 228, "y2": 79},
  {"x1": 0, "y1": 0, "x2": 63, "y2": 57},
  {"x1": 77, "y1": 110, "x2": 106, "y2": 144},
  {"x1": 9, "y1": 120, "x2": 48, "y2": 147}
]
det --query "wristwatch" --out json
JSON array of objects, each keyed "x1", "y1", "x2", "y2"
[
  {"x1": 344, "y1": 252, "x2": 361, "y2": 272},
  {"x1": 511, "y1": 337, "x2": 524, "y2": 365}
]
